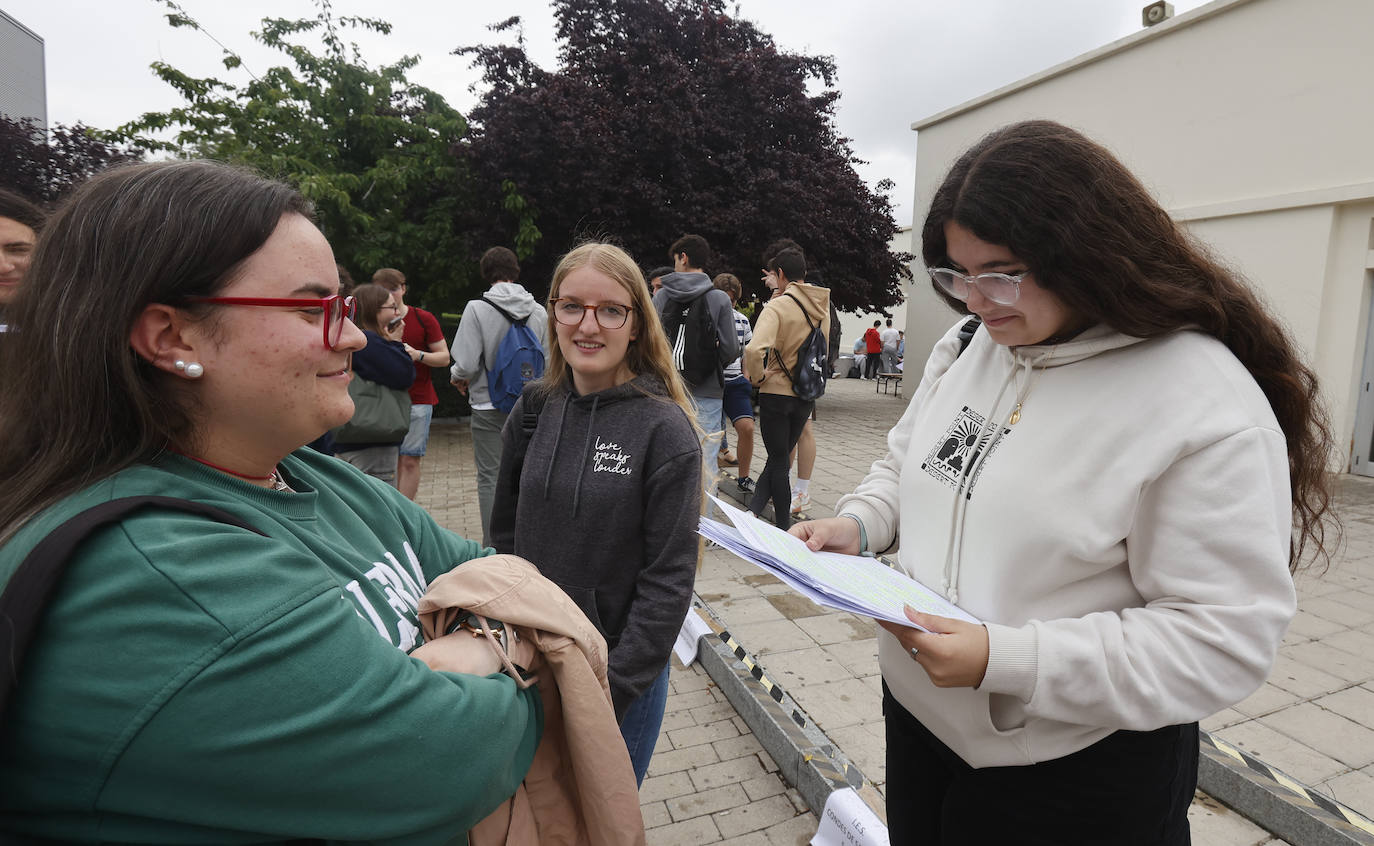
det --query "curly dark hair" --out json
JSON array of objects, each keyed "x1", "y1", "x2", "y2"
[{"x1": 921, "y1": 119, "x2": 1336, "y2": 570}]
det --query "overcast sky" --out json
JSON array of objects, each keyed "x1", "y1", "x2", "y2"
[{"x1": 8, "y1": 0, "x2": 1210, "y2": 224}]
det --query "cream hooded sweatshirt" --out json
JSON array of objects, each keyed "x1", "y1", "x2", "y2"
[{"x1": 837, "y1": 319, "x2": 1296, "y2": 768}]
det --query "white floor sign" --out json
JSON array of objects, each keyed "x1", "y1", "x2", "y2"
[{"x1": 811, "y1": 787, "x2": 890, "y2": 846}]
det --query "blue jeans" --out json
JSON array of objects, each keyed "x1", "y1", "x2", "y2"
[
  {"x1": 399, "y1": 403, "x2": 433, "y2": 456},
  {"x1": 692, "y1": 395, "x2": 724, "y2": 497},
  {"x1": 619, "y1": 664, "x2": 670, "y2": 786}
]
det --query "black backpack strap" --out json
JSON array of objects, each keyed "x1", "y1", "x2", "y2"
[
  {"x1": 481, "y1": 295, "x2": 525, "y2": 327},
  {"x1": 514, "y1": 383, "x2": 548, "y2": 479},
  {"x1": 784, "y1": 292, "x2": 818, "y2": 332},
  {"x1": 1, "y1": 496, "x2": 265, "y2": 724},
  {"x1": 778, "y1": 292, "x2": 820, "y2": 394},
  {"x1": 956, "y1": 315, "x2": 982, "y2": 356}
]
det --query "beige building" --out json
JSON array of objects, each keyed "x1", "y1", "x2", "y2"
[{"x1": 906, "y1": 0, "x2": 1374, "y2": 472}]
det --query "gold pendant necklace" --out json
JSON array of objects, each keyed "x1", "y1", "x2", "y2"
[{"x1": 1009, "y1": 347, "x2": 1057, "y2": 425}]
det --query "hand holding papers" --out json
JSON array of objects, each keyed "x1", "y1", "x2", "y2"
[{"x1": 699, "y1": 495, "x2": 979, "y2": 629}]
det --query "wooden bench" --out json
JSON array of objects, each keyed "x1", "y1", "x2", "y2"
[{"x1": 875, "y1": 372, "x2": 903, "y2": 397}]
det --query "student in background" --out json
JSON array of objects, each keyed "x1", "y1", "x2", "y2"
[
  {"x1": 714, "y1": 273, "x2": 757, "y2": 494},
  {"x1": 743, "y1": 248, "x2": 829, "y2": 529},
  {"x1": 373, "y1": 267, "x2": 451, "y2": 500},
  {"x1": 0, "y1": 189, "x2": 43, "y2": 332},
  {"x1": 333, "y1": 283, "x2": 414, "y2": 486},
  {"x1": 652, "y1": 234, "x2": 739, "y2": 495},
  {"x1": 450, "y1": 247, "x2": 548, "y2": 547},
  {"x1": 862, "y1": 320, "x2": 883, "y2": 379}
]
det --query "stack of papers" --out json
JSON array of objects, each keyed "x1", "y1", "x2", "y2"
[{"x1": 699, "y1": 495, "x2": 978, "y2": 628}]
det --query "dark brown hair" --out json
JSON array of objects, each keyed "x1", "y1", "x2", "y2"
[
  {"x1": 351, "y1": 283, "x2": 394, "y2": 335},
  {"x1": 669, "y1": 234, "x2": 710, "y2": 270},
  {"x1": 480, "y1": 246, "x2": 520, "y2": 285},
  {"x1": 713, "y1": 273, "x2": 742, "y2": 303},
  {"x1": 922, "y1": 119, "x2": 1335, "y2": 569},
  {"x1": 372, "y1": 267, "x2": 406, "y2": 291},
  {"x1": 0, "y1": 160, "x2": 310, "y2": 539},
  {"x1": 767, "y1": 248, "x2": 806, "y2": 282},
  {"x1": 0, "y1": 188, "x2": 45, "y2": 232}
]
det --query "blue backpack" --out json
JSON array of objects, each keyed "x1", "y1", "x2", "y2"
[{"x1": 482, "y1": 296, "x2": 545, "y2": 413}]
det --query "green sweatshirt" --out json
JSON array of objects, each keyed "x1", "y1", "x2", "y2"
[{"x1": 0, "y1": 450, "x2": 542, "y2": 845}]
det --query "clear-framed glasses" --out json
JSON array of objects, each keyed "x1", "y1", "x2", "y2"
[
  {"x1": 183, "y1": 294, "x2": 359, "y2": 350},
  {"x1": 551, "y1": 297, "x2": 633, "y2": 329},
  {"x1": 928, "y1": 268, "x2": 1027, "y2": 306}
]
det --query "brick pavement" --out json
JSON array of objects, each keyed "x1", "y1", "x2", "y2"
[{"x1": 417, "y1": 374, "x2": 1374, "y2": 844}]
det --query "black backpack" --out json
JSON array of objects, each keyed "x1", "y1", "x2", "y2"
[
  {"x1": 661, "y1": 293, "x2": 722, "y2": 388},
  {"x1": 782, "y1": 292, "x2": 828, "y2": 402}
]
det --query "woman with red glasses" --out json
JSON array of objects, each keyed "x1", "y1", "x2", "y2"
[{"x1": 0, "y1": 161, "x2": 541, "y2": 843}]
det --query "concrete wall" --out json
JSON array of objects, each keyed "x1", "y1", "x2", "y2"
[
  {"x1": 0, "y1": 11, "x2": 46, "y2": 127},
  {"x1": 906, "y1": 0, "x2": 1374, "y2": 466}
]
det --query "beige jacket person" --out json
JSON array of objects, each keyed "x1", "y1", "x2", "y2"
[
  {"x1": 744, "y1": 280, "x2": 831, "y2": 397},
  {"x1": 418, "y1": 554, "x2": 645, "y2": 846}
]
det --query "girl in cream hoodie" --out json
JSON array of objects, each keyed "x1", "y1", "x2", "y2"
[{"x1": 794, "y1": 121, "x2": 1336, "y2": 845}]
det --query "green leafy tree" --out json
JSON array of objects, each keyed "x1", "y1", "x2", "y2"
[
  {"x1": 457, "y1": 0, "x2": 910, "y2": 310},
  {"x1": 116, "y1": 0, "x2": 498, "y2": 311}
]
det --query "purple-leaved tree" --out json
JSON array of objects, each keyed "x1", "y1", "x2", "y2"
[{"x1": 457, "y1": 0, "x2": 911, "y2": 310}]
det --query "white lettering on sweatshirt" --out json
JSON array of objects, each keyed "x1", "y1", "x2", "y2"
[
  {"x1": 343, "y1": 542, "x2": 429, "y2": 651},
  {"x1": 593, "y1": 437, "x2": 633, "y2": 476}
]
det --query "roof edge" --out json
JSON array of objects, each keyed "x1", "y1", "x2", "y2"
[{"x1": 910, "y1": 0, "x2": 1258, "y2": 132}]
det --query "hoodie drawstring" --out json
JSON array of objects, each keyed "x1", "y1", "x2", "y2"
[
  {"x1": 541, "y1": 396, "x2": 573, "y2": 502},
  {"x1": 570, "y1": 396, "x2": 600, "y2": 516},
  {"x1": 941, "y1": 349, "x2": 1052, "y2": 605}
]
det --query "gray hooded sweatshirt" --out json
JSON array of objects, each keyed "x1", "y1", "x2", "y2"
[
  {"x1": 651, "y1": 272, "x2": 740, "y2": 400},
  {"x1": 489, "y1": 374, "x2": 702, "y2": 718},
  {"x1": 449, "y1": 281, "x2": 550, "y2": 409}
]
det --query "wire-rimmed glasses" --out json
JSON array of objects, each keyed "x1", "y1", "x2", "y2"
[
  {"x1": 183, "y1": 295, "x2": 358, "y2": 350},
  {"x1": 551, "y1": 297, "x2": 634, "y2": 330},
  {"x1": 927, "y1": 268, "x2": 1027, "y2": 306}
]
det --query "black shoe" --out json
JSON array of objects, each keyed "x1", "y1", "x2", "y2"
[{"x1": 736, "y1": 476, "x2": 755, "y2": 494}]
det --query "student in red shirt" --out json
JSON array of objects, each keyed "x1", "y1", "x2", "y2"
[
  {"x1": 374, "y1": 268, "x2": 451, "y2": 500},
  {"x1": 862, "y1": 320, "x2": 883, "y2": 379}
]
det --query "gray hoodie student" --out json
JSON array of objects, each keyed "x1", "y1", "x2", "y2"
[
  {"x1": 449, "y1": 281, "x2": 549, "y2": 407},
  {"x1": 451, "y1": 280, "x2": 549, "y2": 547},
  {"x1": 489, "y1": 374, "x2": 701, "y2": 719},
  {"x1": 651, "y1": 272, "x2": 740, "y2": 400}
]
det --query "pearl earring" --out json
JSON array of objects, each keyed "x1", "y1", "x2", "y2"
[
  {"x1": 174, "y1": 360, "x2": 186, "y2": 371},
  {"x1": 184, "y1": 362, "x2": 204, "y2": 379}
]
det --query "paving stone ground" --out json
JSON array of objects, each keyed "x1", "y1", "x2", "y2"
[{"x1": 417, "y1": 374, "x2": 1374, "y2": 845}]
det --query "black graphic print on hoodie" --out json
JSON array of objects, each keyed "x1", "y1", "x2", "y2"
[{"x1": 489, "y1": 373, "x2": 702, "y2": 718}]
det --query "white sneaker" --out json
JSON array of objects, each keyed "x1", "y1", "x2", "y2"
[{"x1": 790, "y1": 490, "x2": 810, "y2": 514}]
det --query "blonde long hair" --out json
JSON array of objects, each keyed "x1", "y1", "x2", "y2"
[{"x1": 539, "y1": 242, "x2": 697, "y2": 426}]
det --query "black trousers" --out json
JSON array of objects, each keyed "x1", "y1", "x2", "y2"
[
  {"x1": 883, "y1": 683, "x2": 1197, "y2": 845},
  {"x1": 863, "y1": 353, "x2": 882, "y2": 379},
  {"x1": 749, "y1": 393, "x2": 812, "y2": 530}
]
